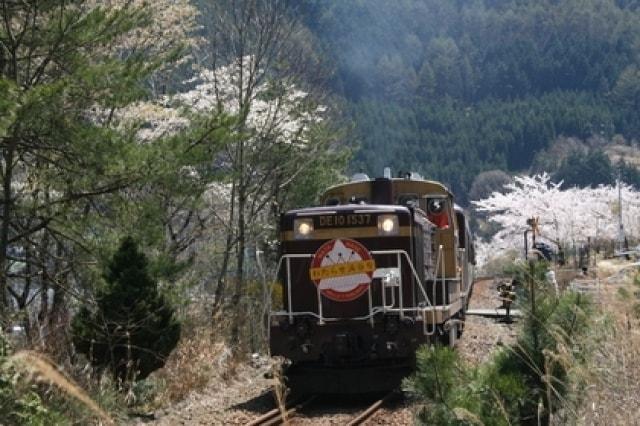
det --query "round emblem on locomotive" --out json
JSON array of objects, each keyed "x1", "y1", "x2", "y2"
[{"x1": 309, "y1": 239, "x2": 376, "y2": 302}]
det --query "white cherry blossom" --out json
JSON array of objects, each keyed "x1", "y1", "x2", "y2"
[{"x1": 473, "y1": 173, "x2": 640, "y2": 267}]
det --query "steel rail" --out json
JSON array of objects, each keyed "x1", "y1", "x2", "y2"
[
  {"x1": 247, "y1": 395, "x2": 317, "y2": 426},
  {"x1": 346, "y1": 392, "x2": 395, "y2": 426}
]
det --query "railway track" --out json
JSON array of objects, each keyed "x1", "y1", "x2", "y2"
[
  {"x1": 247, "y1": 392, "x2": 395, "y2": 426},
  {"x1": 246, "y1": 396, "x2": 316, "y2": 426},
  {"x1": 345, "y1": 392, "x2": 395, "y2": 426}
]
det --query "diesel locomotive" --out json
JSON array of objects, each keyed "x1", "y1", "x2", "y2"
[{"x1": 268, "y1": 171, "x2": 475, "y2": 394}]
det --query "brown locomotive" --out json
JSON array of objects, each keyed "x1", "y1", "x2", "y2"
[{"x1": 268, "y1": 172, "x2": 475, "y2": 394}]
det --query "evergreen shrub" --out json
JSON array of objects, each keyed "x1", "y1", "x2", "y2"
[{"x1": 72, "y1": 237, "x2": 180, "y2": 383}]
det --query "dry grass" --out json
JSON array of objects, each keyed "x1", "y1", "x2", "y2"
[
  {"x1": 145, "y1": 301, "x2": 241, "y2": 407},
  {"x1": 271, "y1": 358, "x2": 289, "y2": 423},
  {"x1": 577, "y1": 260, "x2": 640, "y2": 425},
  {"x1": 582, "y1": 324, "x2": 640, "y2": 424},
  {"x1": 150, "y1": 323, "x2": 229, "y2": 405},
  {"x1": 7, "y1": 350, "x2": 114, "y2": 425}
]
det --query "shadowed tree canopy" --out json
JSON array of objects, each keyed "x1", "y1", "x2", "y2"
[{"x1": 555, "y1": 150, "x2": 615, "y2": 188}]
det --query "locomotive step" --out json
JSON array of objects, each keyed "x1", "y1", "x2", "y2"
[{"x1": 466, "y1": 308, "x2": 522, "y2": 317}]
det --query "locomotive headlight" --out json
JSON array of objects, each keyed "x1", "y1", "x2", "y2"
[
  {"x1": 294, "y1": 218, "x2": 314, "y2": 239},
  {"x1": 378, "y1": 214, "x2": 399, "y2": 235}
]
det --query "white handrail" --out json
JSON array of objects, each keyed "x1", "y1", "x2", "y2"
[
  {"x1": 271, "y1": 307, "x2": 446, "y2": 323},
  {"x1": 270, "y1": 250, "x2": 442, "y2": 336},
  {"x1": 434, "y1": 245, "x2": 446, "y2": 307},
  {"x1": 286, "y1": 257, "x2": 293, "y2": 324},
  {"x1": 397, "y1": 252, "x2": 404, "y2": 319}
]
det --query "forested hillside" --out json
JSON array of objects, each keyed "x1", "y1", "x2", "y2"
[{"x1": 299, "y1": 0, "x2": 640, "y2": 202}]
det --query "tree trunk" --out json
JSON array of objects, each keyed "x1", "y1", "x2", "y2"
[
  {"x1": 212, "y1": 181, "x2": 237, "y2": 317},
  {"x1": 37, "y1": 231, "x2": 50, "y2": 347},
  {"x1": 42, "y1": 240, "x2": 68, "y2": 359},
  {"x1": 48, "y1": 241, "x2": 66, "y2": 331},
  {"x1": 0, "y1": 143, "x2": 15, "y2": 320},
  {"x1": 18, "y1": 244, "x2": 31, "y2": 342},
  {"x1": 230, "y1": 165, "x2": 246, "y2": 349}
]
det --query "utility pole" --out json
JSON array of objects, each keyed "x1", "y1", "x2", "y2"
[{"x1": 617, "y1": 175, "x2": 625, "y2": 253}]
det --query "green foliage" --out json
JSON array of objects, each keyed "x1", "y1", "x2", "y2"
[
  {"x1": 348, "y1": 91, "x2": 614, "y2": 203},
  {"x1": 0, "y1": 78, "x2": 18, "y2": 138},
  {"x1": 0, "y1": 334, "x2": 68, "y2": 426},
  {"x1": 612, "y1": 65, "x2": 640, "y2": 107},
  {"x1": 405, "y1": 261, "x2": 595, "y2": 425},
  {"x1": 405, "y1": 345, "x2": 524, "y2": 425},
  {"x1": 0, "y1": 0, "x2": 187, "y2": 320},
  {"x1": 72, "y1": 237, "x2": 180, "y2": 382},
  {"x1": 405, "y1": 346, "x2": 487, "y2": 425},
  {"x1": 0, "y1": 385, "x2": 68, "y2": 426},
  {"x1": 498, "y1": 279, "x2": 593, "y2": 422},
  {"x1": 616, "y1": 160, "x2": 640, "y2": 189},
  {"x1": 281, "y1": 123, "x2": 352, "y2": 209},
  {"x1": 111, "y1": 112, "x2": 235, "y2": 279}
]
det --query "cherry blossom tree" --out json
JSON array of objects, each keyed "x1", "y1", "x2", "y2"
[
  {"x1": 190, "y1": 0, "x2": 344, "y2": 348},
  {"x1": 110, "y1": 51, "x2": 344, "y2": 329},
  {"x1": 473, "y1": 173, "x2": 640, "y2": 268},
  {"x1": 114, "y1": 60, "x2": 329, "y2": 268}
]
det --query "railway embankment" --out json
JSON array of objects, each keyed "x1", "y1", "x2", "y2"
[
  {"x1": 129, "y1": 258, "x2": 640, "y2": 425},
  {"x1": 130, "y1": 278, "x2": 518, "y2": 425}
]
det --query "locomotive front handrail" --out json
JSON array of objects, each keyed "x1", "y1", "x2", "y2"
[
  {"x1": 379, "y1": 268, "x2": 398, "y2": 311},
  {"x1": 424, "y1": 245, "x2": 446, "y2": 336},
  {"x1": 271, "y1": 253, "x2": 314, "y2": 323},
  {"x1": 270, "y1": 306, "x2": 447, "y2": 323},
  {"x1": 271, "y1": 249, "x2": 444, "y2": 335}
]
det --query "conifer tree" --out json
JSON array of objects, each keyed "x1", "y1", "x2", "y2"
[
  {"x1": 72, "y1": 237, "x2": 180, "y2": 381},
  {"x1": 0, "y1": 0, "x2": 194, "y2": 328},
  {"x1": 405, "y1": 260, "x2": 594, "y2": 425}
]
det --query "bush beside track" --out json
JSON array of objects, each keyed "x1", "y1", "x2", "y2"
[{"x1": 405, "y1": 260, "x2": 597, "y2": 425}]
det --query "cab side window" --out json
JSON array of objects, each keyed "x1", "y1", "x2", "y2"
[{"x1": 424, "y1": 198, "x2": 450, "y2": 229}]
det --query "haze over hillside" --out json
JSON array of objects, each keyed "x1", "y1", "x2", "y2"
[{"x1": 299, "y1": 0, "x2": 640, "y2": 202}]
